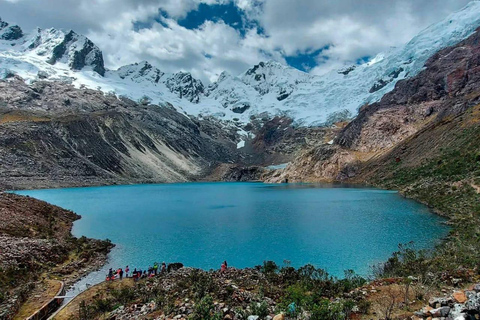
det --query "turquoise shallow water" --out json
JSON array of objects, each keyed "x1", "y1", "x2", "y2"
[{"x1": 15, "y1": 182, "x2": 448, "y2": 279}]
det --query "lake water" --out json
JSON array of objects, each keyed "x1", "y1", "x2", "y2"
[{"x1": 15, "y1": 182, "x2": 447, "y2": 290}]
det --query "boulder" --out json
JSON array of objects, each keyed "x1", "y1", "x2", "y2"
[
  {"x1": 454, "y1": 291, "x2": 468, "y2": 304},
  {"x1": 273, "y1": 314, "x2": 285, "y2": 320},
  {"x1": 430, "y1": 306, "x2": 451, "y2": 317},
  {"x1": 429, "y1": 297, "x2": 453, "y2": 308},
  {"x1": 474, "y1": 284, "x2": 480, "y2": 293}
]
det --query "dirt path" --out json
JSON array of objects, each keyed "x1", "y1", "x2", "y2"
[
  {"x1": 13, "y1": 279, "x2": 62, "y2": 320},
  {"x1": 53, "y1": 278, "x2": 134, "y2": 320}
]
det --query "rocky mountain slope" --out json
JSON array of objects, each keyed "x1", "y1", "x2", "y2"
[
  {"x1": 268, "y1": 24, "x2": 480, "y2": 234},
  {"x1": 2, "y1": 1, "x2": 480, "y2": 126},
  {"x1": 0, "y1": 77, "x2": 242, "y2": 190}
]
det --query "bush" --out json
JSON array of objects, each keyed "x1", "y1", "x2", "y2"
[
  {"x1": 372, "y1": 242, "x2": 430, "y2": 278},
  {"x1": 111, "y1": 287, "x2": 136, "y2": 306},
  {"x1": 250, "y1": 301, "x2": 269, "y2": 319},
  {"x1": 261, "y1": 261, "x2": 278, "y2": 274},
  {"x1": 190, "y1": 295, "x2": 222, "y2": 320},
  {"x1": 310, "y1": 299, "x2": 346, "y2": 320},
  {"x1": 189, "y1": 269, "x2": 217, "y2": 300}
]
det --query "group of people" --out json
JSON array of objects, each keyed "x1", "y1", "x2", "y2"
[
  {"x1": 106, "y1": 262, "x2": 167, "y2": 282},
  {"x1": 106, "y1": 260, "x2": 229, "y2": 282}
]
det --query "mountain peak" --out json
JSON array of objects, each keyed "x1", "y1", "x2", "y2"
[
  {"x1": 0, "y1": 18, "x2": 23, "y2": 41},
  {"x1": 21, "y1": 27, "x2": 106, "y2": 76},
  {"x1": 115, "y1": 60, "x2": 164, "y2": 84}
]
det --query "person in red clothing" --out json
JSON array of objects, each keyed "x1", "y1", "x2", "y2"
[
  {"x1": 125, "y1": 265, "x2": 130, "y2": 277},
  {"x1": 221, "y1": 261, "x2": 227, "y2": 272}
]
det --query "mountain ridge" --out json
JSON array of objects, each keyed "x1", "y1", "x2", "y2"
[{"x1": 2, "y1": 1, "x2": 480, "y2": 126}]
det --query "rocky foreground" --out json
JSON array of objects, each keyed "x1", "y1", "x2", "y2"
[
  {"x1": 414, "y1": 285, "x2": 480, "y2": 319},
  {"x1": 0, "y1": 193, "x2": 113, "y2": 319},
  {"x1": 52, "y1": 263, "x2": 480, "y2": 320}
]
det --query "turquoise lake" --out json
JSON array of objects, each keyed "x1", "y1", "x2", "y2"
[{"x1": 15, "y1": 182, "x2": 448, "y2": 282}]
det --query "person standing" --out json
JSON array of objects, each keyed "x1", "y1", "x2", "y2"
[
  {"x1": 119, "y1": 268, "x2": 124, "y2": 280},
  {"x1": 125, "y1": 265, "x2": 130, "y2": 277},
  {"x1": 153, "y1": 262, "x2": 158, "y2": 275}
]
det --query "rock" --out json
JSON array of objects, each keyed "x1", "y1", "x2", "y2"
[
  {"x1": 474, "y1": 284, "x2": 480, "y2": 293},
  {"x1": 453, "y1": 291, "x2": 467, "y2": 304},
  {"x1": 164, "y1": 72, "x2": 204, "y2": 103},
  {"x1": 273, "y1": 314, "x2": 285, "y2": 320},
  {"x1": 0, "y1": 25, "x2": 23, "y2": 40},
  {"x1": 248, "y1": 316, "x2": 259, "y2": 320},
  {"x1": 429, "y1": 297, "x2": 453, "y2": 308},
  {"x1": 430, "y1": 306, "x2": 451, "y2": 317},
  {"x1": 464, "y1": 291, "x2": 480, "y2": 311},
  {"x1": 37, "y1": 71, "x2": 49, "y2": 79}
]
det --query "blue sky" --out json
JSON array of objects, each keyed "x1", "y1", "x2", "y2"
[
  {"x1": 146, "y1": 2, "x2": 325, "y2": 72},
  {"x1": 0, "y1": 0, "x2": 473, "y2": 82}
]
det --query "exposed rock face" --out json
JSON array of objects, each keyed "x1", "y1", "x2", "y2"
[
  {"x1": 246, "y1": 116, "x2": 329, "y2": 166},
  {"x1": 0, "y1": 25, "x2": 23, "y2": 41},
  {"x1": 45, "y1": 30, "x2": 105, "y2": 76},
  {"x1": 165, "y1": 72, "x2": 205, "y2": 103},
  {"x1": 240, "y1": 60, "x2": 312, "y2": 101},
  {"x1": 222, "y1": 166, "x2": 267, "y2": 182},
  {"x1": 0, "y1": 18, "x2": 23, "y2": 41},
  {"x1": 116, "y1": 61, "x2": 165, "y2": 84},
  {"x1": 0, "y1": 18, "x2": 8, "y2": 30},
  {"x1": 270, "y1": 27, "x2": 480, "y2": 184},
  {"x1": 0, "y1": 78, "x2": 239, "y2": 189}
]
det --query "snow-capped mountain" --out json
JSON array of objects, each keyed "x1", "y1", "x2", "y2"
[{"x1": 1, "y1": 1, "x2": 480, "y2": 126}]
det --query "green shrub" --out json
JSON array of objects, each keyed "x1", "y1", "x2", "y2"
[
  {"x1": 190, "y1": 295, "x2": 222, "y2": 320},
  {"x1": 261, "y1": 261, "x2": 278, "y2": 274},
  {"x1": 250, "y1": 301, "x2": 269, "y2": 319}
]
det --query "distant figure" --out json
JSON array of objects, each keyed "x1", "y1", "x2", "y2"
[
  {"x1": 108, "y1": 268, "x2": 113, "y2": 280},
  {"x1": 133, "y1": 268, "x2": 138, "y2": 282},
  {"x1": 125, "y1": 266, "x2": 130, "y2": 277},
  {"x1": 153, "y1": 262, "x2": 158, "y2": 275},
  {"x1": 224, "y1": 260, "x2": 228, "y2": 268},
  {"x1": 161, "y1": 262, "x2": 166, "y2": 273},
  {"x1": 221, "y1": 262, "x2": 227, "y2": 272},
  {"x1": 119, "y1": 268, "x2": 124, "y2": 280}
]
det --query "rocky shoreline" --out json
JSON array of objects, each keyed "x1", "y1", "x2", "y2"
[{"x1": 0, "y1": 192, "x2": 113, "y2": 319}]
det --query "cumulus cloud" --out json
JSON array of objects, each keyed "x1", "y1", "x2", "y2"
[{"x1": 0, "y1": 0, "x2": 474, "y2": 82}]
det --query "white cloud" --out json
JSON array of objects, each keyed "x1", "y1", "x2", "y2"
[{"x1": 0, "y1": 0, "x2": 474, "y2": 82}]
